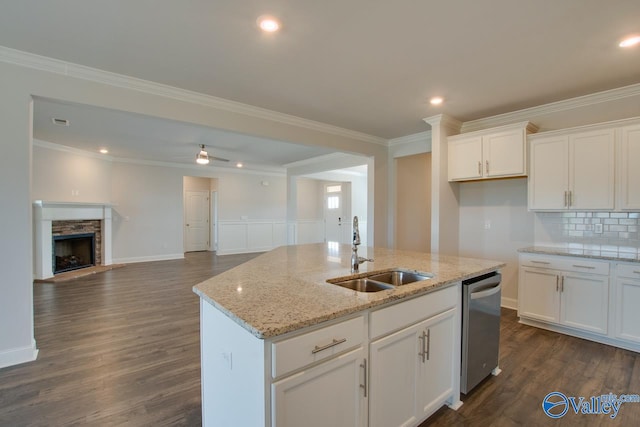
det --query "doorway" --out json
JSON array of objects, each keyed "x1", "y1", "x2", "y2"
[{"x1": 183, "y1": 176, "x2": 218, "y2": 252}]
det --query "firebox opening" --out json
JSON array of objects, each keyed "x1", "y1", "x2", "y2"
[{"x1": 53, "y1": 233, "x2": 96, "y2": 274}]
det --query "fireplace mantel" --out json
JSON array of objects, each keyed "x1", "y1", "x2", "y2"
[{"x1": 33, "y1": 201, "x2": 113, "y2": 280}]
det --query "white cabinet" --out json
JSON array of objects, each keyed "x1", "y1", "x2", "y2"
[
  {"x1": 368, "y1": 286, "x2": 458, "y2": 427},
  {"x1": 272, "y1": 347, "x2": 366, "y2": 427},
  {"x1": 528, "y1": 127, "x2": 615, "y2": 210},
  {"x1": 614, "y1": 264, "x2": 640, "y2": 344},
  {"x1": 201, "y1": 284, "x2": 463, "y2": 427},
  {"x1": 518, "y1": 255, "x2": 609, "y2": 335},
  {"x1": 370, "y1": 309, "x2": 455, "y2": 427},
  {"x1": 618, "y1": 124, "x2": 640, "y2": 210},
  {"x1": 448, "y1": 121, "x2": 537, "y2": 182}
]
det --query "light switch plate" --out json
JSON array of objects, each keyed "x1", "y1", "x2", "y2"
[{"x1": 595, "y1": 223, "x2": 603, "y2": 234}]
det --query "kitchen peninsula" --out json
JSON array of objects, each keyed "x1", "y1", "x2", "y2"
[{"x1": 193, "y1": 243, "x2": 504, "y2": 427}]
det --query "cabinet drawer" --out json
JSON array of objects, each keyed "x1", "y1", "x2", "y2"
[
  {"x1": 520, "y1": 254, "x2": 609, "y2": 275},
  {"x1": 616, "y1": 263, "x2": 640, "y2": 279},
  {"x1": 520, "y1": 254, "x2": 565, "y2": 270},
  {"x1": 370, "y1": 284, "x2": 458, "y2": 340},
  {"x1": 271, "y1": 316, "x2": 364, "y2": 378}
]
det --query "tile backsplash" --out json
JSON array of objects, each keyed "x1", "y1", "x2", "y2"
[{"x1": 537, "y1": 212, "x2": 640, "y2": 251}]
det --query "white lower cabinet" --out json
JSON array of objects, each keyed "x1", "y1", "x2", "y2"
[
  {"x1": 518, "y1": 255, "x2": 609, "y2": 335},
  {"x1": 272, "y1": 347, "x2": 366, "y2": 427},
  {"x1": 369, "y1": 309, "x2": 456, "y2": 427},
  {"x1": 615, "y1": 264, "x2": 640, "y2": 344},
  {"x1": 201, "y1": 285, "x2": 463, "y2": 427}
]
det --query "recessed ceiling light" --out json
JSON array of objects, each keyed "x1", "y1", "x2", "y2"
[
  {"x1": 619, "y1": 35, "x2": 640, "y2": 47},
  {"x1": 236, "y1": 162, "x2": 244, "y2": 168},
  {"x1": 430, "y1": 97, "x2": 444, "y2": 106},
  {"x1": 257, "y1": 15, "x2": 281, "y2": 33},
  {"x1": 99, "y1": 148, "x2": 109, "y2": 154}
]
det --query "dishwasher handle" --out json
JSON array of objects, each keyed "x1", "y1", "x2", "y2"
[{"x1": 470, "y1": 283, "x2": 501, "y2": 300}]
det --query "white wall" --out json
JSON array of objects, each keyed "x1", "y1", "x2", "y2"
[
  {"x1": 458, "y1": 179, "x2": 536, "y2": 308},
  {"x1": 218, "y1": 174, "x2": 286, "y2": 220},
  {"x1": 32, "y1": 143, "x2": 291, "y2": 261},
  {"x1": 0, "y1": 81, "x2": 36, "y2": 369},
  {"x1": 32, "y1": 142, "x2": 112, "y2": 203}
]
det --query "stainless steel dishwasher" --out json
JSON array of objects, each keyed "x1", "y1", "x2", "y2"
[{"x1": 461, "y1": 271, "x2": 502, "y2": 394}]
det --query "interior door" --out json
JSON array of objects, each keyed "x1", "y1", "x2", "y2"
[
  {"x1": 324, "y1": 185, "x2": 343, "y2": 243},
  {"x1": 185, "y1": 190, "x2": 209, "y2": 252}
]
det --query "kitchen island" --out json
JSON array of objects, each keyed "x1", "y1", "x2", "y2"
[{"x1": 193, "y1": 243, "x2": 504, "y2": 427}]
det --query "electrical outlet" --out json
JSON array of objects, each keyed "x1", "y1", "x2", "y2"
[
  {"x1": 484, "y1": 220, "x2": 491, "y2": 230},
  {"x1": 594, "y1": 223, "x2": 603, "y2": 234}
]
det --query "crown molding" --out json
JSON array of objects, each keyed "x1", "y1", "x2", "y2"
[
  {"x1": 422, "y1": 114, "x2": 462, "y2": 132},
  {"x1": 1, "y1": 45, "x2": 386, "y2": 146},
  {"x1": 33, "y1": 139, "x2": 113, "y2": 161},
  {"x1": 461, "y1": 82, "x2": 640, "y2": 133},
  {"x1": 388, "y1": 130, "x2": 432, "y2": 147}
]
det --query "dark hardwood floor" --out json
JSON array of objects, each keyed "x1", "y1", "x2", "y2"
[{"x1": 1, "y1": 252, "x2": 638, "y2": 426}]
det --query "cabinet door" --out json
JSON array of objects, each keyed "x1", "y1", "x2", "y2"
[
  {"x1": 615, "y1": 277, "x2": 640, "y2": 343},
  {"x1": 619, "y1": 124, "x2": 640, "y2": 210},
  {"x1": 417, "y1": 309, "x2": 455, "y2": 420},
  {"x1": 369, "y1": 323, "x2": 421, "y2": 427},
  {"x1": 448, "y1": 135, "x2": 482, "y2": 181},
  {"x1": 272, "y1": 347, "x2": 366, "y2": 427},
  {"x1": 569, "y1": 129, "x2": 615, "y2": 209},
  {"x1": 483, "y1": 128, "x2": 526, "y2": 178},
  {"x1": 528, "y1": 136, "x2": 569, "y2": 210},
  {"x1": 560, "y1": 273, "x2": 608, "y2": 334},
  {"x1": 518, "y1": 267, "x2": 560, "y2": 323}
]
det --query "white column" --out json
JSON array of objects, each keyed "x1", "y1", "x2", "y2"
[
  {"x1": 423, "y1": 114, "x2": 462, "y2": 255},
  {"x1": 103, "y1": 206, "x2": 113, "y2": 265}
]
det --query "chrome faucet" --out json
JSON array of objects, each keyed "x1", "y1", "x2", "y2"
[{"x1": 351, "y1": 216, "x2": 372, "y2": 273}]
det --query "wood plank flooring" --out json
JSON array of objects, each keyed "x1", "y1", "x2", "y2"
[{"x1": 1, "y1": 251, "x2": 639, "y2": 426}]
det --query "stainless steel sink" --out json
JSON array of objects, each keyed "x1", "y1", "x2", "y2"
[
  {"x1": 366, "y1": 269, "x2": 433, "y2": 286},
  {"x1": 328, "y1": 268, "x2": 433, "y2": 292},
  {"x1": 330, "y1": 278, "x2": 394, "y2": 293}
]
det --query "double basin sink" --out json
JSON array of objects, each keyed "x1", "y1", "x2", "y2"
[{"x1": 327, "y1": 269, "x2": 433, "y2": 293}]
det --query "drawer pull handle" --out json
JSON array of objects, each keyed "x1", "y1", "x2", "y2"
[
  {"x1": 572, "y1": 264, "x2": 595, "y2": 269},
  {"x1": 634, "y1": 271, "x2": 640, "y2": 274},
  {"x1": 311, "y1": 338, "x2": 347, "y2": 354},
  {"x1": 531, "y1": 261, "x2": 551, "y2": 265}
]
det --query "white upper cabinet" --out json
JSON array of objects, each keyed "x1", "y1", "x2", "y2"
[
  {"x1": 448, "y1": 121, "x2": 537, "y2": 182},
  {"x1": 618, "y1": 124, "x2": 640, "y2": 210},
  {"x1": 528, "y1": 125, "x2": 615, "y2": 211}
]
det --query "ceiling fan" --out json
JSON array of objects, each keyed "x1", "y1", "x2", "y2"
[{"x1": 195, "y1": 144, "x2": 229, "y2": 165}]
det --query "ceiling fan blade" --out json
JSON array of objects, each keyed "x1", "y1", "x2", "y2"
[{"x1": 209, "y1": 156, "x2": 230, "y2": 162}]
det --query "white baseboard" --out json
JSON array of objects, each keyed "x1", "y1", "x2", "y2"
[
  {"x1": 217, "y1": 248, "x2": 271, "y2": 256},
  {"x1": 501, "y1": 296, "x2": 517, "y2": 310},
  {"x1": 0, "y1": 343, "x2": 39, "y2": 369},
  {"x1": 112, "y1": 253, "x2": 185, "y2": 264}
]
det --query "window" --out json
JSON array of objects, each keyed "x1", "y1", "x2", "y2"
[
  {"x1": 327, "y1": 196, "x2": 340, "y2": 210},
  {"x1": 326, "y1": 185, "x2": 342, "y2": 193}
]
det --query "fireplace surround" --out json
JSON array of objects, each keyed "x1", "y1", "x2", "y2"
[{"x1": 33, "y1": 201, "x2": 113, "y2": 280}]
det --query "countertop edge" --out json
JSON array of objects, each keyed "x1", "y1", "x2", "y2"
[{"x1": 193, "y1": 263, "x2": 505, "y2": 340}]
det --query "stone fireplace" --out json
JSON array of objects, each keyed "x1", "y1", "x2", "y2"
[{"x1": 33, "y1": 201, "x2": 112, "y2": 280}]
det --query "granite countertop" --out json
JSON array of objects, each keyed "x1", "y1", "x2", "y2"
[
  {"x1": 193, "y1": 243, "x2": 505, "y2": 339},
  {"x1": 519, "y1": 246, "x2": 640, "y2": 263}
]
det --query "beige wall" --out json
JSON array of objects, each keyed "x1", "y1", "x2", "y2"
[
  {"x1": 457, "y1": 178, "x2": 536, "y2": 305},
  {"x1": 296, "y1": 178, "x2": 324, "y2": 220},
  {"x1": 395, "y1": 153, "x2": 431, "y2": 252}
]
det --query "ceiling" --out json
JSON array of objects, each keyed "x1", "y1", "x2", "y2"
[
  {"x1": 33, "y1": 97, "x2": 338, "y2": 172},
  {"x1": 2, "y1": 1, "x2": 640, "y2": 164}
]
